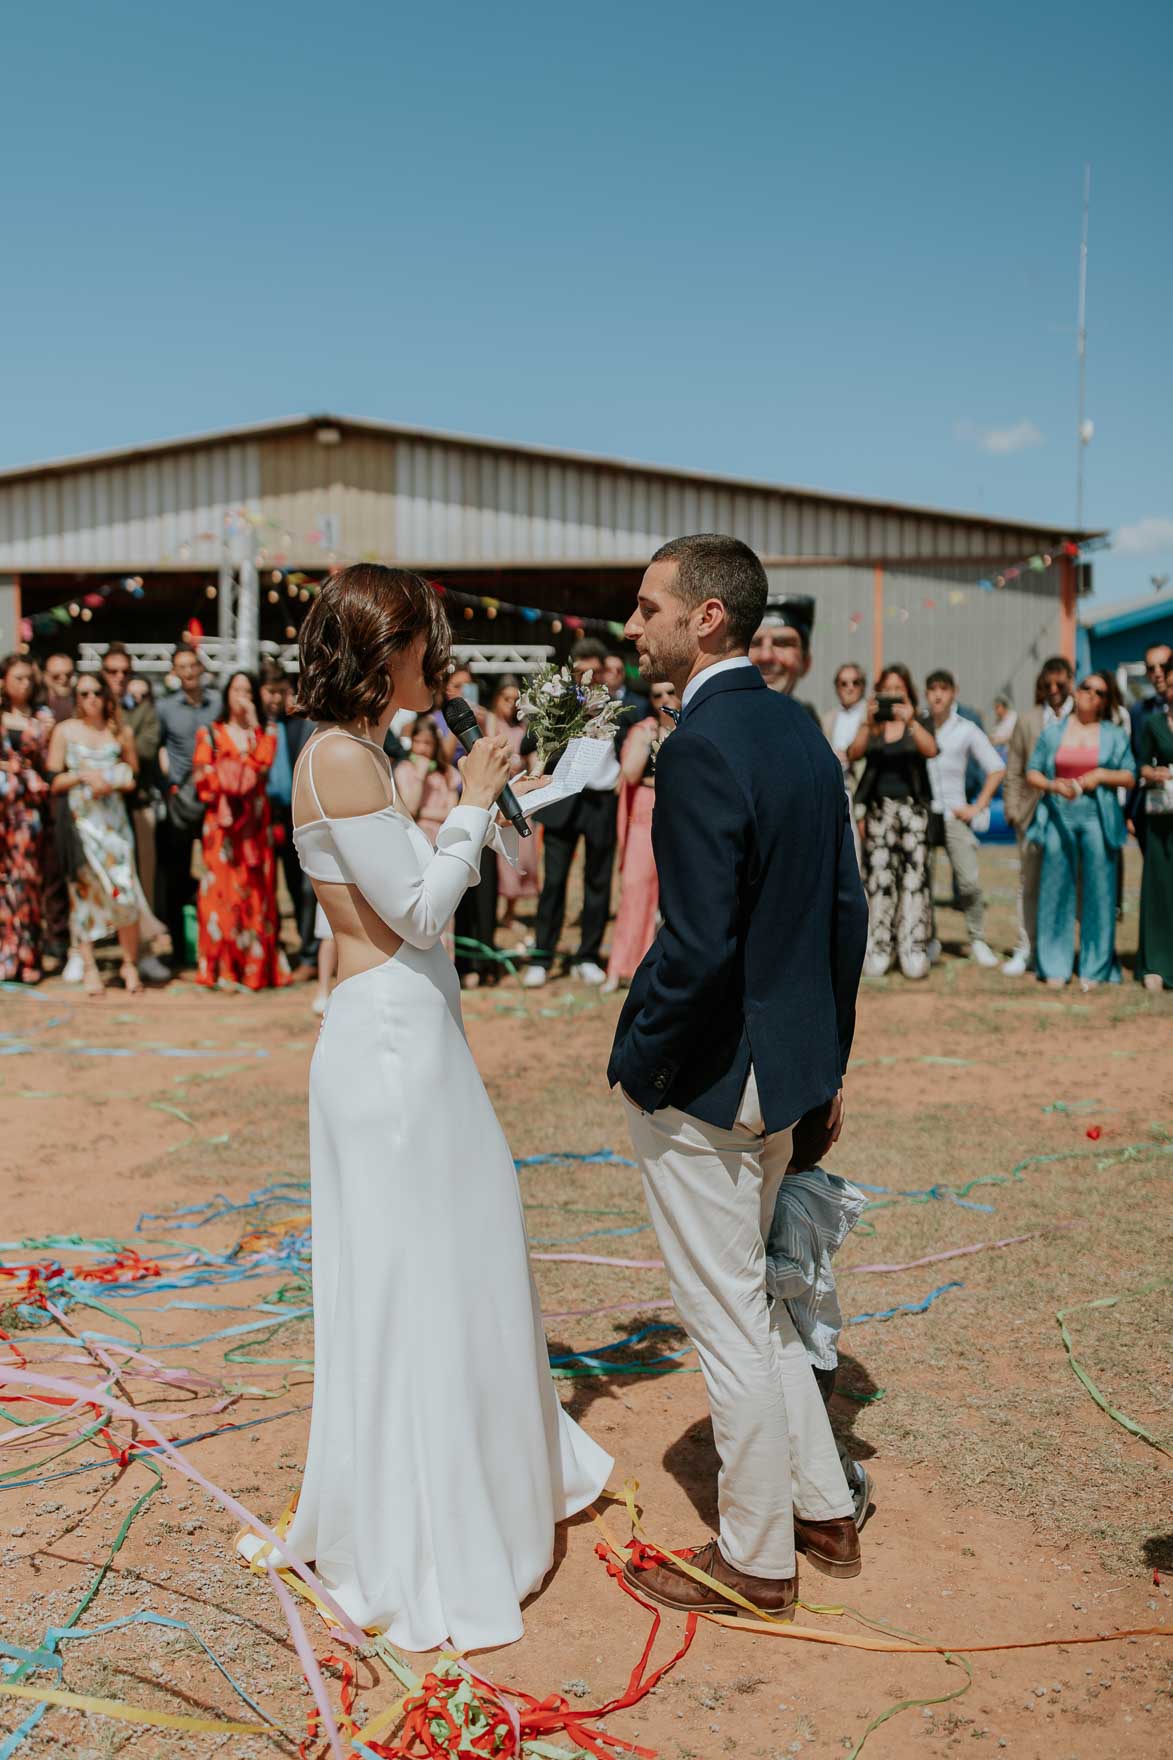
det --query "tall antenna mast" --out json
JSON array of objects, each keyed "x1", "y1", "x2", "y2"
[{"x1": 1075, "y1": 163, "x2": 1091, "y2": 529}]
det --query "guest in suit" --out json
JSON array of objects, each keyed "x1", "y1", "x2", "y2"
[
  {"x1": 609, "y1": 533, "x2": 867, "y2": 1617},
  {"x1": 1026, "y1": 672, "x2": 1136, "y2": 988},
  {"x1": 602, "y1": 651, "x2": 650, "y2": 718},
  {"x1": 1001, "y1": 657, "x2": 1073, "y2": 975},
  {"x1": 1127, "y1": 642, "x2": 1171, "y2": 847},
  {"x1": 523, "y1": 638, "x2": 620, "y2": 988}
]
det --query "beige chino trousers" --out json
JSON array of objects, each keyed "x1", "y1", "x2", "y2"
[{"x1": 623, "y1": 1071, "x2": 853, "y2": 1578}]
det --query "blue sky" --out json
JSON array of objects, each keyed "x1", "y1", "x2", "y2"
[{"x1": 3, "y1": 1, "x2": 1169, "y2": 603}]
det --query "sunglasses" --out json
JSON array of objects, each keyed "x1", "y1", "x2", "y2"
[
  {"x1": 76, "y1": 686, "x2": 102, "y2": 699},
  {"x1": 1077, "y1": 682, "x2": 1107, "y2": 699}
]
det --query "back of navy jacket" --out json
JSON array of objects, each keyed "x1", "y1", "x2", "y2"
[{"x1": 607, "y1": 666, "x2": 867, "y2": 1133}]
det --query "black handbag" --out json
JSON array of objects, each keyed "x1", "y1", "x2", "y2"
[{"x1": 166, "y1": 777, "x2": 206, "y2": 834}]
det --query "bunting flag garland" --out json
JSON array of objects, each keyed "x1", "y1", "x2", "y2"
[{"x1": 18, "y1": 527, "x2": 1108, "y2": 651}]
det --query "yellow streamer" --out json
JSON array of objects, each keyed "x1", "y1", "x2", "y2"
[{"x1": 0, "y1": 1681, "x2": 263, "y2": 1734}]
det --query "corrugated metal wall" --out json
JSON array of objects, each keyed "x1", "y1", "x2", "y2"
[
  {"x1": 768, "y1": 562, "x2": 1063, "y2": 717},
  {"x1": 0, "y1": 443, "x2": 262, "y2": 569},
  {"x1": 0, "y1": 424, "x2": 1059, "y2": 575}
]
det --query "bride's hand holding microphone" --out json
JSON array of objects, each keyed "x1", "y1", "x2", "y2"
[{"x1": 457, "y1": 734, "x2": 512, "y2": 810}]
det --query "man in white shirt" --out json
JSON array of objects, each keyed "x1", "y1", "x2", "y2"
[{"x1": 924, "y1": 669, "x2": 1006, "y2": 968}]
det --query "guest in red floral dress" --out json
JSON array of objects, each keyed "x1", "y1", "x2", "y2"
[
  {"x1": 192, "y1": 671, "x2": 291, "y2": 991},
  {"x1": 0, "y1": 655, "x2": 53, "y2": 983}
]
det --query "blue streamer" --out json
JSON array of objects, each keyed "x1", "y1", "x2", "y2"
[{"x1": 847, "y1": 1281, "x2": 964, "y2": 1325}]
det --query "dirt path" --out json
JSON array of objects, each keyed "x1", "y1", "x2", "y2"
[{"x1": 0, "y1": 850, "x2": 1169, "y2": 1758}]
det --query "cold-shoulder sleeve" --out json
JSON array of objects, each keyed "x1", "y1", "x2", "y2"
[{"x1": 328, "y1": 803, "x2": 497, "y2": 949}]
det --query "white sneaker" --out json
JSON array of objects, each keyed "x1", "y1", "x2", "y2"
[
  {"x1": 863, "y1": 952, "x2": 890, "y2": 979},
  {"x1": 927, "y1": 938, "x2": 942, "y2": 966},
  {"x1": 970, "y1": 939, "x2": 999, "y2": 969},
  {"x1": 570, "y1": 961, "x2": 607, "y2": 985},
  {"x1": 521, "y1": 965, "x2": 548, "y2": 989},
  {"x1": 62, "y1": 953, "x2": 85, "y2": 984},
  {"x1": 1001, "y1": 952, "x2": 1029, "y2": 977},
  {"x1": 900, "y1": 952, "x2": 930, "y2": 980}
]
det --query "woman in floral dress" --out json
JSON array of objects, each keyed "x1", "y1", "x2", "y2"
[
  {"x1": 0, "y1": 655, "x2": 53, "y2": 983},
  {"x1": 192, "y1": 671, "x2": 291, "y2": 991},
  {"x1": 47, "y1": 673, "x2": 160, "y2": 997}
]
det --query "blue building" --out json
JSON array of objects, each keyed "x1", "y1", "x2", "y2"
[{"x1": 1078, "y1": 585, "x2": 1173, "y2": 687}]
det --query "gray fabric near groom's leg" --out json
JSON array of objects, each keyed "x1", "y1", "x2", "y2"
[{"x1": 623, "y1": 1073, "x2": 853, "y2": 1579}]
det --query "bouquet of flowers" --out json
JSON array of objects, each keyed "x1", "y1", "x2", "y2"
[{"x1": 516, "y1": 662, "x2": 624, "y2": 765}]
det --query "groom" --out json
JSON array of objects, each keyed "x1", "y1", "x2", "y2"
[{"x1": 608, "y1": 533, "x2": 868, "y2": 1617}]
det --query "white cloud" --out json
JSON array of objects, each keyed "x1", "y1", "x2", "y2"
[
  {"x1": 953, "y1": 418, "x2": 1045, "y2": 455},
  {"x1": 1112, "y1": 516, "x2": 1173, "y2": 558}
]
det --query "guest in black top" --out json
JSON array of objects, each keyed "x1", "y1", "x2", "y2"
[{"x1": 847, "y1": 664, "x2": 938, "y2": 980}]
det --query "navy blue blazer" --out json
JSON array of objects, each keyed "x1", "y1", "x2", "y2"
[{"x1": 607, "y1": 666, "x2": 867, "y2": 1133}]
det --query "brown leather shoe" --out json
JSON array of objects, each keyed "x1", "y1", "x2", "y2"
[
  {"x1": 623, "y1": 1538, "x2": 796, "y2": 1620},
  {"x1": 793, "y1": 1515, "x2": 861, "y2": 1578}
]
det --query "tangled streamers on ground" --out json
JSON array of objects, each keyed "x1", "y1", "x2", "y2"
[{"x1": 0, "y1": 847, "x2": 1169, "y2": 1758}]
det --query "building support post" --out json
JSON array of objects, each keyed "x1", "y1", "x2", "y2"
[
  {"x1": 872, "y1": 563, "x2": 884, "y2": 682},
  {"x1": 1059, "y1": 554, "x2": 1077, "y2": 667},
  {"x1": 0, "y1": 574, "x2": 20, "y2": 655},
  {"x1": 235, "y1": 555, "x2": 259, "y2": 671}
]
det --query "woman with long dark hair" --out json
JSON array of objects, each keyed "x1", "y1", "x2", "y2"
[
  {"x1": 603, "y1": 677, "x2": 679, "y2": 993},
  {"x1": 236, "y1": 565, "x2": 610, "y2": 1651},
  {"x1": 47, "y1": 671, "x2": 158, "y2": 996},
  {"x1": 0, "y1": 654, "x2": 53, "y2": 983},
  {"x1": 192, "y1": 670, "x2": 290, "y2": 991},
  {"x1": 847, "y1": 663, "x2": 938, "y2": 979}
]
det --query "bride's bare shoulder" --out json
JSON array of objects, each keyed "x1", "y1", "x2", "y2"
[{"x1": 296, "y1": 731, "x2": 393, "y2": 822}]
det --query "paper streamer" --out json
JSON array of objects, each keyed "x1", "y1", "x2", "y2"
[{"x1": 843, "y1": 1225, "x2": 1074, "y2": 1277}]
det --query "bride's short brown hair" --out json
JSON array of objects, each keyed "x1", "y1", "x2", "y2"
[{"x1": 296, "y1": 565, "x2": 451, "y2": 723}]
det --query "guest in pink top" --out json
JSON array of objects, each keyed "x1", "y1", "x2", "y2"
[
  {"x1": 489, "y1": 677, "x2": 541, "y2": 944},
  {"x1": 603, "y1": 679, "x2": 680, "y2": 994},
  {"x1": 394, "y1": 717, "x2": 461, "y2": 847}
]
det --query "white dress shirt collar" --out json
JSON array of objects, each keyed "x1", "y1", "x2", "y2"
[{"x1": 681, "y1": 655, "x2": 755, "y2": 712}]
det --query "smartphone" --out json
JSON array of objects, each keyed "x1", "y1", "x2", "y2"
[{"x1": 875, "y1": 694, "x2": 898, "y2": 723}]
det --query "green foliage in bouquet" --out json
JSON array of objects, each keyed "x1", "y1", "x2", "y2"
[{"x1": 516, "y1": 663, "x2": 624, "y2": 764}]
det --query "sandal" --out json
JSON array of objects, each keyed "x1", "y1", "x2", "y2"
[
  {"x1": 120, "y1": 962, "x2": 143, "y2": 996},
  {"x1": 84, "y1": 966, "x2": 105, "y2": 998}
]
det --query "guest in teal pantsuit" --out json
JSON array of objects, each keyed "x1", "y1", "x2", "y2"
[{"x1": 1026, "y1": 673, "x2": 1136, "y2": 987}]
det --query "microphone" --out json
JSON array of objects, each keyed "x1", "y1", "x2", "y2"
[{"x1": 442, "y1": 697, "x2": 533, "y2": 838}]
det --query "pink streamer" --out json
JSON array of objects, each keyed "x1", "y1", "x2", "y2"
[
  {"x1": 267, "y1": 1559, "x2": 344, "y2": 1760},
  {"x1": 0, "y1": 1365, "x2": 365, "y2": 1648},
  {"x1": 843, "y1": 1225, "x2": 1074, "y2": 1276},
  {"x1": 532, "y1": 1251, "x2": 664, "y2": 1269}
]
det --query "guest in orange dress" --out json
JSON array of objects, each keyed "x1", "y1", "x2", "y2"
[
  {"x1": 192, "y1": 671, "x2": 291, "y2": 991},
  {"x1": 603, "y1": 679, "x2": 679, "y2": 994}
]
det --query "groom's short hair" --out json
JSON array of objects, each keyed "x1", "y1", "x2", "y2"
[{"x1": 651, "y1": 533, "x2": 768, "y2": 649}]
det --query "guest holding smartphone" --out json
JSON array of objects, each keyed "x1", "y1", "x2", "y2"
[{"x1": 847, "y1": 665, "x2": 938, "y2": 979}]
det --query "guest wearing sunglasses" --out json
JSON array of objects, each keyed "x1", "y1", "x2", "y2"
[{"x1": 1025, "y1": 672, "x2": 1135, "y2": 988}]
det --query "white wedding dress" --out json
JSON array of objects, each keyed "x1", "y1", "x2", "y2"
[{"x1": 246, "y1": 731, "x2": 612, "y2": 1651}]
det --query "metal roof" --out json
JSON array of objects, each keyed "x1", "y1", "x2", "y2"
[
  {"x1": 0, "y1": 411, "x2": 1103, "y2": 545},
  {"x1": 1079, "y1": 584, "x2": 1173, "y2": 635}
]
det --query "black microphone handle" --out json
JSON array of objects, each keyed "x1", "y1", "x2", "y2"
[{"x1": 457, "y1": 718, "x2": 533, "y2": 839}]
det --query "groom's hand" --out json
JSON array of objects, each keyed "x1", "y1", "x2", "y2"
[{"x1": 827, "y1": 1088, "x2": 845, "y2": 1146}]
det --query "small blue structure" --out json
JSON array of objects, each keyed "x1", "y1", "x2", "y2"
[{"x1": 1078, "y1": 586, "x2": 1173, "y2": 678}]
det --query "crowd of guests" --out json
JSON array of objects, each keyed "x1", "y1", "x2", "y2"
[{"x1": 1, "y1": 624, "x2": 1170, "y2": 1000}]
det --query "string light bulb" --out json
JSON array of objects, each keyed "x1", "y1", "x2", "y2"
[
  {"x1": 80, "y1": 608, "x2": 92, "y2": 621},
  {"x1": 463, "y1": 605, "x2": 474, "y2": 620},
  {"x1": 551, "y1": 619, "x2": 562, "y2": 634},
  {"x1": 206, "y1": 585, "x2": 218, "y2": 600},
  {"x1": 284, "y1": 625, "x2": 297, "y2": 640},
  {"x1": 485, "y1": 605, "x2": 497, "y2": 619},
  {"x1": 267, "y1": 589, "x2": 279, "y2": 604},
  {"x1": 68, "y1": 603, "x2": 80, "y2": 617}
]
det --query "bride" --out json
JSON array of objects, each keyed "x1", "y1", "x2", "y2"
[{"x1": 244, "y1": 564, "x2": 611, "y2": 1653}]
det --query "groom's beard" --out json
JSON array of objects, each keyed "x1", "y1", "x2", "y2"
[{"x1": 637, "y1": 613, "x2": 694, "y2": 684}]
